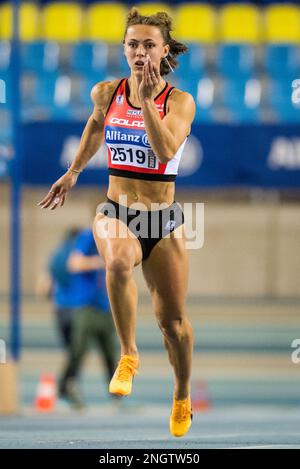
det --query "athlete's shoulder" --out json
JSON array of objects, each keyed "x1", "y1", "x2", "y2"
[
  {"x1": 166, "y1": 87, "x2": 195, "y2": 118},
  {"x1": 168, "y1": 87, "x2": 195, "y2": 107},
  {"x1": 91, "y1": 78, "x2": 124, "y2": 111}
]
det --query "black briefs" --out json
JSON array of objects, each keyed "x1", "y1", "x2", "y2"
[{"x1": 98, "y1": 197, "x2": 184, "y2": 260}]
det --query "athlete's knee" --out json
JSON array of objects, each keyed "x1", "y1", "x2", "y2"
[
  {"x1": 106, "y1": 257, "x2": 133, "y2": 282},
  {"x1": 158, "y1": 317, "x2": 185, "y2": 342}
]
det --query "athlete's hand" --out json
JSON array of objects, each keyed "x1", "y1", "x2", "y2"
[
  {"x1": 139, "y1": 54, "x2": 163, "y2": 101},
  {"x1": 37, "y1": 171, "x2": 78, "y2": 210}
]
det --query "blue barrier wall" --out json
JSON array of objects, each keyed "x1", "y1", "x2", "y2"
[{"x1": 21, "y1": 122, "x2": 300, "y2": 188}]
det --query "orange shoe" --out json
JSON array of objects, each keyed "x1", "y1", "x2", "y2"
[
  {"x1": 109, "y1": 355, "x2": 139, "y2": 396},
  {"x1": 170, "y1": 395, "x2": 193, "y2": 437}
]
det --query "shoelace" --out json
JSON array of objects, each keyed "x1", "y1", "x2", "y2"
[
  {"x1": 173, "y1": 400, "x2": 191, "y2": 423},
  {"x1": 116, "y1": 358, "x2": 138, "y2": 381}
]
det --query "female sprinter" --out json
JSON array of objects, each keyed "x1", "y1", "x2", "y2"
[{"x1": 39, "y1": 8, "x2": 195, "y2": 438}]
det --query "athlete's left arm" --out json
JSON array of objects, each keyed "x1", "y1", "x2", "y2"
[{"x1": 141, "y1": 90, "x2": 195, "y2": 164}]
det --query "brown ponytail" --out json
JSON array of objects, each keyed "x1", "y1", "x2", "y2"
[{"x1": 123, "y1": 7, "x2": 188, "y2": 76}]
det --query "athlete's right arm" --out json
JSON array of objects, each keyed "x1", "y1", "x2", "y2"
[
  {"x1": 38, "y1": 81, "x2": 115, "y2": 210},
  {"x1": 68, "y1": 81, "x2": 111, "y2": 173}
]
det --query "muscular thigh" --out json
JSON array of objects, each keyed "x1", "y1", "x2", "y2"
[
  {"x1": 142, "y1": 226, "x2": 189, "y2": 318},
  {"x1": 93, "y1": 212, "x2": 143, "y2": 267}
]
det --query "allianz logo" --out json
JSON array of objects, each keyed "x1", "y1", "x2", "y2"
[
  {"x1": 106, "y1": 129, "x2": 151, "y2": 147},
  {"x1": 268, "y1": 137, "x2": 300, "y2": 169}
]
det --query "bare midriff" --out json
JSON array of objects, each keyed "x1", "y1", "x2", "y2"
[{"x1": 107, "y1": 175, "x2": 175, "y2": 210}]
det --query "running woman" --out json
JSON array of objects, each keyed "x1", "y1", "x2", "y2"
[{"x1": 39, "y1": 8, "x2": 196, "y2": 437}]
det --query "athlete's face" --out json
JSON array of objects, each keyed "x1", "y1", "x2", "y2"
[{"x1": 124, "y1": 24, "x2": 169, "y2": 76}]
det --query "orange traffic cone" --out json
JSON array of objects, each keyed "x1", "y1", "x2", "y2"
[
  {"x1": 192, "y1": 380, "x2": 212, "y2": 412},
  {"x1": 35, "y1": 373, "x2": 57, "y2": 412}
]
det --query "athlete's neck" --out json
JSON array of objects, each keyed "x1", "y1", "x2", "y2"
[{"x1": 127, "y1": 74, "x2": 166, "y2": 106}]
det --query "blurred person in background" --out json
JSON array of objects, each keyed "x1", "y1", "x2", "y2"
[
  {"x1": 59, "y1": 227, "x2": 118, "y2": 408},
  {"x1": 39, "y1": 8, "x2": 195, "y2": 436},
  {"x1": 48, "y1": 228, "x2": 81, "y2": 350},
  {"x1": 37, "y1": 228, "x2": 118, "y2": 408},
  {"x1": 36, "y1": 227, "x2": 81, "y2": 352}
]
